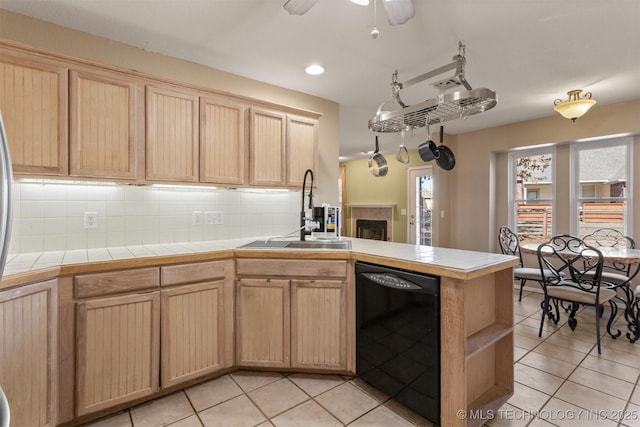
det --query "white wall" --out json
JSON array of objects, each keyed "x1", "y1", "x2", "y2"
[{"x1": 10, "y1": 182, "x2": 300, "y2": 253}]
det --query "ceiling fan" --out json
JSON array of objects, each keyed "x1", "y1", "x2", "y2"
[{"x1": 283, "y1": 0, "x2": 415, "y2": 26}]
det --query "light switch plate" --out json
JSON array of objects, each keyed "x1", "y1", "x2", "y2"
[{"x1": 193, "y1": 211, "x2": 203, "y2": 225}]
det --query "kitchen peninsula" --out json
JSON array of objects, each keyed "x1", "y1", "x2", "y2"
[{"x1": 0, "y1": 238, "x2": 517, "y2": 427}]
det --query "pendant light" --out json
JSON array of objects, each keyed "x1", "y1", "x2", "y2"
[{"x1": 553, "y1": 89, "x2": 596, "y2": 122}]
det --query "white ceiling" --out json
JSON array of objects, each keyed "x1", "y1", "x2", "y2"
[{"x1": 2, "y1": 0, "x2": 639, "y2": 160}]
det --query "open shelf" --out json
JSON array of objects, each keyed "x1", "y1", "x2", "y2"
[
  {"x1": 466, "y1": 322, "x2": 512, "y2": 358},
  {"x1": 466, "y1": 385, "x2": 513, "y2": 427}
]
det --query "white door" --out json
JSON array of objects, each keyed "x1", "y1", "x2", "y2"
[{"x1": 408, "y1": 166, "x2": 434, "y2": 245}]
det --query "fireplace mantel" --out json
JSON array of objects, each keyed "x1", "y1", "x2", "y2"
[{"x1": 347, "y1": 204, "x2": 394, "y2": 241}]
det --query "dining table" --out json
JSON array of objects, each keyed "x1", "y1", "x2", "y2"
[{"x1": 520, "y1": 242, "x2": 640, "y2": 343}]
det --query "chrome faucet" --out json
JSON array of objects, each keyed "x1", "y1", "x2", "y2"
[{"x1": 300, "y1": 169, "x2": 314, "y2": 241}]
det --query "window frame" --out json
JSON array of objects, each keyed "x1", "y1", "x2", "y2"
[
  {"x1": 508, "y1": 146, "x2": 556, "y2": 241},
  {"x1": 570, "y1": 137, "x2": 633, "y2": 238}
]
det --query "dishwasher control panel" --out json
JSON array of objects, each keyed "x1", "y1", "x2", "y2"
[{"x1": 361, "y1": 272, "x2": 422, "y2": 290}]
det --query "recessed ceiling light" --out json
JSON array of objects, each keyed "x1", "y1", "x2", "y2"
[
  {"x1": 350, "y1": 0, "x2": 369, "y2": 5},
  {"x1": 305, "y1": 64, "x2": 325, "y2": 75}
]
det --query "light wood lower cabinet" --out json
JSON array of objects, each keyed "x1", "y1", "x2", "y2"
[
  {"x1": 235, "y1": 259, "x2": 351, "y2": 372},
  {"x1": 291, "y1": 279, "x2": 346, "y2": 370},
  {"x1": 236, "y1": 278, "x2": 290, "y2": 368},
  {"x1": 161, "y1": 281, "x2": 226, "y2": 388},
  {"x1": 76, "y1": 292, "x2": 160, "y2": 416},
  {"x1": 0, "y1": 279, "x2": 58, "y2": 427}
]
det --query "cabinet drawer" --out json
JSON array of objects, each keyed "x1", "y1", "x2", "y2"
[
  {"x1": 161, "y1": 260, "x2": 227, "y2": 286},
  {"x1": 74, "y1": 267, "x2": 160, "y2": 298},
  {"x1": 236, "y1": 259, "x2": 347, "y2": 278}
]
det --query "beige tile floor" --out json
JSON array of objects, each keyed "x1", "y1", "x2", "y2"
[{"x1": 81, "y1": 289, "x2": 640, "y2": 427}]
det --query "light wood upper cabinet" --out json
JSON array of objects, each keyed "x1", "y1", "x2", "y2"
[
  {"x1": 76, "y1": 291, "x2": 160, "y2": 416},
  {"x1": 200, "y1": 96, "x2": 246, "y2": 185},
  {"x1": 236, "y1": 278, "x2": 290, "y2": 368},
  {"x1": 0, "y1": 279, "x2": 58, "y2": 427},
  {"x1": 146, "y1": 84, "x2": 199, "y2": 182},
  {"x1": 287, "y1": 115, "x2": 318, "y2": 187},
  {"x1": 291, "y1": 279, "x2": 346, "y2": 370},
  {"x1": 69, "y1": 69, "x2": 141, "y2": 180},
  {"x1": 249, "y1": 108, "x2": 286, "y2": 186},
  {"x1": 0, "y1": 50, "x2": 68, "y2": 175}
]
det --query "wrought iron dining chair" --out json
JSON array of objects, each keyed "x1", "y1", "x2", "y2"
[
  {"x1": 498, "y1": 226, "x2": 555, "y2": 301},
  {"x1": 629, "y1": 287, "x2": 640, "y2": 343},
  {"x1": 536, "y1": 234, "x2": 620, "y2": 354},
  {"x1": 583, "y1": 227, "x2": 636, "y2": 286}
]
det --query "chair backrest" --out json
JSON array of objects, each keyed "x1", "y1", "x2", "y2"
[
  {"x1": 583, "y1": 228, "x2": 635, "y2": 275},
  {"x1": 583, "y1": 228, "x2": 635, "y2": 249},
  {"x1": 537, "y1": 234, "x2": 605, "y2": 297},
  {"x1": 498, "y1": 226, "x2": 524, "y2": 267}
]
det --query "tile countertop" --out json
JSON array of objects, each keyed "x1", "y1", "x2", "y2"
[{"x1": 0, "y1": 237, "x2": 518, "y2": 289}]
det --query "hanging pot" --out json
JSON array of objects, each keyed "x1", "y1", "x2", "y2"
[
  {"x1": 418, "y1": 121, "x2": 440, "y2": 162},
  {"x1": 368, "y1": 135, "x2": 388, "y2": 177},
  {"x1": 435, "y1": 125, "x2": 456, "y2": 170},
  {"x1": 395, "y1": 128, "x2": 410, "y2": 164}
]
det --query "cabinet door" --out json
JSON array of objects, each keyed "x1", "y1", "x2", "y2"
[
  {"x1": 0, "y1": 50, "x2": 68, "y2": 175},
  {"x1": 76, "y1": 292, "x2": 160, "y2": 416},
  {"x1": 291, "y1": 279, "x2": 346, "y2": 370},
  {"x1": 0, "y1": 279, "x2": 58, "y2": 427},
  {"x1": 200, "y1": 96, "x2": 246, "y2": 185},
  {"x1": 146, "y1": 85, "x2": 199, "y2": 182},
  {"x1": 236, "y1": 278, "x2": 290, "y2": 368},
  {"x1": 69, "y1": 69, "x2": 140, "y2": 180},
  {"x1": 249, "y1": 108, "x2": 286, "y2": 186},
  {"x1": 161, "y1": 281, "x2": 226, "y2": 388},
  {"x1": 287, "y1": 115, "x2": 318, "y2": 187}
]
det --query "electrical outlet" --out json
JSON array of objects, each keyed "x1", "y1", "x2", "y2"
[
  {"x1": 193, "y1": 211, "x2": 203, "y2": 225},
  {"x1": 84, "y1": 212, "x2": 98, "y2": 229},
  {"x1": 204, "y1": 211, "x2": 215, "y2": 225},
  {"x1": 204, "y1": 211, "x2": 224, "y2": 225},
  {"x1": 212, "y1": 211, "x2": 224, "y2": 225}
]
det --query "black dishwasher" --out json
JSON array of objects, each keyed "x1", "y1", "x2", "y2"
[{"x1": 355, "y1": 261, "x2": 440, "y2": 424}]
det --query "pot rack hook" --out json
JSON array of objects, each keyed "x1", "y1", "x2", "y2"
[{"x1": 391, "y1": 70, "x2": 407, "y2": 108}]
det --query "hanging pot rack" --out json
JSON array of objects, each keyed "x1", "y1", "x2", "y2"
[{"x1": 368, "y1": 43, "x2": 497, "y2": 133}]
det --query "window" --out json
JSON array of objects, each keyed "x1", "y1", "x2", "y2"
[
  {"x1": 571, "y1": 138, "x2": 632, "y2": 238},
  {"x1": 508, "y1": 148, "x2": 555, "y2": 244},
  {"x1": 526, "y1": 190, "x2": 539, "y2": 200}
]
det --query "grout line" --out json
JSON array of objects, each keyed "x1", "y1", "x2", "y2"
[{"x1": 512, "y1": 293, "x2": 639, "y2": 426}]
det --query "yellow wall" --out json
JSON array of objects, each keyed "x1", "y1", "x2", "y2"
[
  {"x1": 344, "y1": 100, "x2": 640, "y2": 249},
  {"x1": 0, "y1": 9, "x2": 341, "y2": 204},
  {"x1": 342, "y1": 149, "x2": 451, "y2": 244}
]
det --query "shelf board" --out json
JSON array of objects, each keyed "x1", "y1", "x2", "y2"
[
  {"x1": 466, "y1": 323, "x2": 512, "y2": 358},
  {"x1": 465, "y1": 385, "x2": 513, "y2": 427}
]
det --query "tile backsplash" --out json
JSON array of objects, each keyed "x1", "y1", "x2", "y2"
[{"x1": 9, "y1": 181, "x2": 301, "y2": 253}]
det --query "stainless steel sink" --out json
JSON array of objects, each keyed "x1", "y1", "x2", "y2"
[
  {"x1": 286, "y1": 240, "x2": 351, "y2": 250},
  {"x1": 238, "y1": 239, "x2": 351, "y2": 250},
  {"x1": 238, "y1": 240, "x2": 291, "y2": 248}
]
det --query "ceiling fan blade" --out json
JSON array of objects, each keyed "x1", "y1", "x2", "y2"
[
  {"x1": 382, "y1": 0, "x2": 415, "y2": 25},
  {"x1": 283, "y1": 0, "x2": 319, "y2": 15}
]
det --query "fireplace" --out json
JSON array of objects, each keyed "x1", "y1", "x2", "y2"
[
  {"x1": 356, "y1": 220, "x2": 387, "y2": 241},
  {"x1": 348, "y1": 204, "x2": 394, "y2": 241}
]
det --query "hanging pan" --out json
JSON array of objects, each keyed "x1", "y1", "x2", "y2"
[
  {"x1": 395, "y1": 127, "x2": 410, "y2": 164},
  {"x1": 368, "y1": 135, "x2": 388, "y2": 177},
  {"x1": 435, "y1": 125, "x2": 456, "y2": 171},
  {"x1": 418, "y1": 120, "x2": 440, "y2": 162}
]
